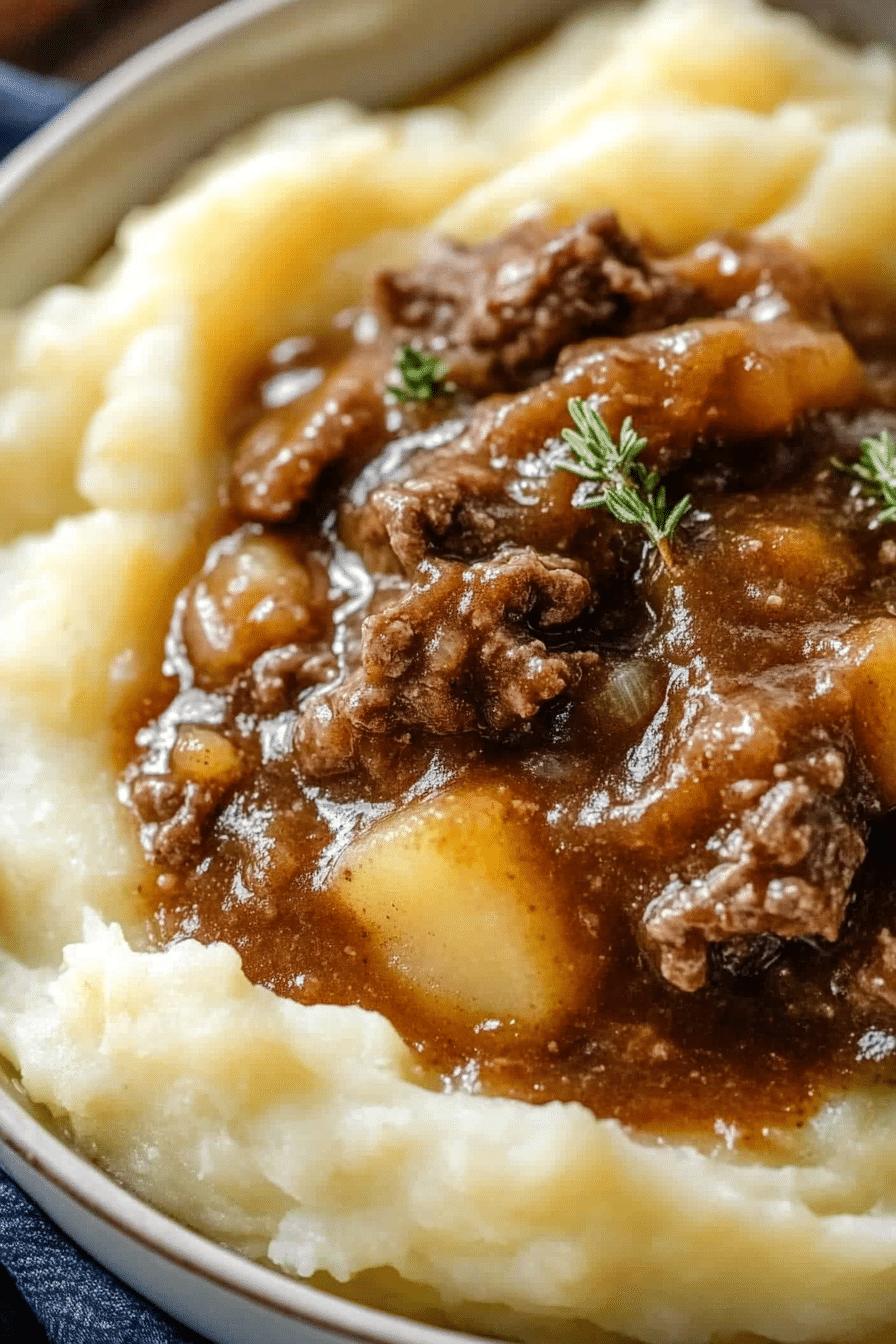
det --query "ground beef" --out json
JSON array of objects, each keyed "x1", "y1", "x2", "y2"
[
  {"x1": 643, "y1": 751, "x2": 867, "y2": 991},
  {"x1": 129, "y1": 774, "x2": 226, "y2": 868},
  {"x1": 128, "y1": 719, "x2": 248, "y2": 868},
  {"x1": 295, "y1": 548, "x2": 596, "y2": 776},
  {"x1": 372, "y1": 211, "x2": 700, "y2": 393}
]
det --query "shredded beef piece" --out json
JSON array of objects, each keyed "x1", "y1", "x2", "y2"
[
  {"x1": 643, "y1": 750, "x2": 867, "y2": 992},
  {"x1": 129, "y1": 769, "x2": 231, "y2": 868},
  {"x1": 356, "y1": 317, "x2": 866, "y2": 572},
  {"x1": 230, "y1": 344, "x2": 393, "y2": 523},
  {"x1": 373, "y1": 211, "x2": 699, "y2": 393},
  {"x1": 231, "y1": 209, "x2": 692, "y2": 524},
  {"x1": 666, "y1": 234, "x2": 840, "y2": 329},
  {"x1": 231, "y1": 224, "x2": 862, "y2": 531},
  {"x1": 360, "y1": 465, "x2": 503, "y2": 571},
  {"x1": 295, "y1": 549, "x2": 596, "y2": 776},
  {"x1": 251, "y1": 644, "x2": 337, "y2": 712}
]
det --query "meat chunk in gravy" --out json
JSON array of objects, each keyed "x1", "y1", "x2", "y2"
[
  {"x1": 356, "y1": 317, "x2": 863, "y2": 571},
  {"x1": 373, "y1": 210, "x2": 699, "y2": 392},
  {"x1": 124, "y1": 213, "x2": 896, "y2": 1134},
  {"x1": 295, "y1": 549, "x2": 596, "y2": 777},
  {"x1": 644, "y1": 752, "x2": 867, "y2": 992}
]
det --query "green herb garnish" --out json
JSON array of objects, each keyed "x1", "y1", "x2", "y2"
[
  {"x1": 387, "y1": 345, "x2": 451, "y2": 403},
  {"x1": 833, "y1": 429, "x2": 896, "y2": 525},
  {"x1": 557, "y1": 398, "x2": 691, "y2": 571}
]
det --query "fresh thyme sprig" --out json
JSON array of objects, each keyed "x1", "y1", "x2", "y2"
[
  {"x1": 557, "y1": 398, "x2": 691, "y2": 571},
  {"x1": 833, "y1": 429, "x2": 896, "y2": 525},
  {"x1": 387, "y1": 345, "x2": 451, "y2": 403}
]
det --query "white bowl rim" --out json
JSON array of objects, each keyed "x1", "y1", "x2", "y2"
[
  {"x1": 0, "y1": 0, "x2": 306, "y2": 203},
  {"x1": 0, "y1": 2, "x2": 495, "y2": 1339},
  {"x1": 0, "y1": 1070, "x2": 492, "y2": 1343}
]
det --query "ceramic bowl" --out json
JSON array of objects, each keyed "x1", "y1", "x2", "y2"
[{"x1": 0, "y1": 1, "x2": 894, "y2": 1341}]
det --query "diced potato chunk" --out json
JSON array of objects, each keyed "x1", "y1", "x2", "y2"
[
  {"x1": 845, "y1": 618, "x2": 896, "y2": 806},
  {"x1": 333, "y1": 785, "x2": 583, "y2": 1028}
]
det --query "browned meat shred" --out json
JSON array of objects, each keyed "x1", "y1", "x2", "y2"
[
  {"x1": 122, "y1": 213, "x2": 896, "y2": 1135},
  {"x1": 643, "y1": 751, "x2": 867, "y2": 991},
  {"x1": 372, "y1": 210, "x2": 699, "y2": 392},
  {"x1": 230, "y1": 344, "x2": 392, "y2": 522},
  {"x1": 129, "y1": 722, "x2": 248, "y2": 867},
  {"x1": 357, "y1": 317, "x2": 864, "y2": 576},
  {"x1": 230, "y1": 210, "x2": 701, "y2": 525},
  {"x1": 295, "y1": 549, "x2": 596, "y2": 776}
]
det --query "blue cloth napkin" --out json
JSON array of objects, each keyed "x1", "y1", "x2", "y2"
[
  {"x1": 0, "y1": 63, "x2": 77, "y2": 158},
  {"x1": 0, "y1": 64, "x2": 210, "y2": 1344},
  {"x1": 0, "y1": 1172, "x2": 207, "y2": 1342}
]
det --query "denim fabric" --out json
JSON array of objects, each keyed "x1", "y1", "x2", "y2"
[
  {"x1": 0, "y1": 63, "x2": 77, "y2": 158},
  {"x1": 0, "y1": 67, "x2": 211, "y2": 1344},
  {"x1": 0, "y1": 1172, "x2": 208, "y2": 1342}
]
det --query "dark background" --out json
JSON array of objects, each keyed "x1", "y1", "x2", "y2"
[{"x1": 0, "y1": 1, "x2": 224, "y2": 81}]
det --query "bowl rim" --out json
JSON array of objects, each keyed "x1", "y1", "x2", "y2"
[
  {"x1": 0, "y1": 1070, "x2": 486, "y2": 1344},
  {"x1": 0, "y1": 0, "x2": 302, "y2": 202},
  {"x1": 0, "y1": 3, "x2": 495, "y2": 1339}
]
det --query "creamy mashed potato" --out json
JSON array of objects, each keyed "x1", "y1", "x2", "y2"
[{"x1": 2, "y1": 1, "x2": 896, "y2": 1340}]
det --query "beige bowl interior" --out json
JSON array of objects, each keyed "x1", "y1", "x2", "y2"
[{"x1": 0, "y1": 0, "x2": 591, "y2": 306}]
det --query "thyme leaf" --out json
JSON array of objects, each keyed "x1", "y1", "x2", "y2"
[
  {"x1": 833, "y1": 429, "x2": 896, "y2": 525},
  {"x1": 557, "y1": 398, "x2": 691, "y2": 570},
  {"x1": 387, "y1": 345, "x2": 451, "y2": 403}
]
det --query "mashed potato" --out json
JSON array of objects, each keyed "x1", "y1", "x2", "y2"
[{"x1": 2, "y1": 1, "x2": 896, "y2": 1340}]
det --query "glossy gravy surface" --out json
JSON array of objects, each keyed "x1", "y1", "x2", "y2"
[{"x1": 124, "y1": 217, "x2": 896, "y2": 1136}]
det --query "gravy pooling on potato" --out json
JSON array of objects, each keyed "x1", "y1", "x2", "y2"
[{"x1": 124, "y1": 212, "x2": 896, "y2": 1136}]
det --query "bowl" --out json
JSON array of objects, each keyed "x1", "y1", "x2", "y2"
[{"x1": 0, "y1": 1, "x2": 894, "y2": 1342}]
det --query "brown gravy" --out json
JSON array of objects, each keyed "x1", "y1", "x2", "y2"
[{"x1": 124, "y1": 214, "x2": 896, "y2": 1137}]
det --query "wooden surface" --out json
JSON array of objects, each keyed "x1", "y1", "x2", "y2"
[{"x1": 1, "y1": 0, "x2": 223, "y2": 79}]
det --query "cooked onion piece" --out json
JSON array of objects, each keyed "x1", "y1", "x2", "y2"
[
  {"x1": 588, "y1": 658, "x2": 666, "y2": 738},
  {"x1": 181, "y1": 534, "x2": 317, "y2": 686},
  {"x1": 170, "y1": 725, "x2": 243, "y2": 789}
]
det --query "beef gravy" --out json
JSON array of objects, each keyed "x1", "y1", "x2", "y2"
[{"x1": 124, "y1": 214, "x2": 896, "y2": 1136}]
